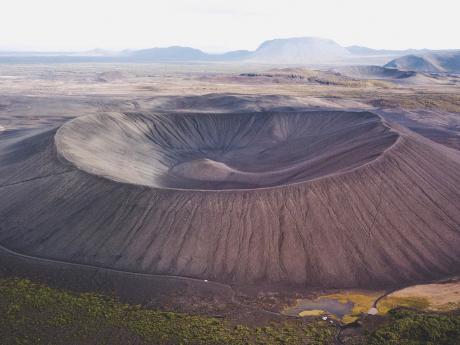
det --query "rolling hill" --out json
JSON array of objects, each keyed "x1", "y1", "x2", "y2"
[{"x1": 385, "y1": 51, "x2": 460, "y2": 73}]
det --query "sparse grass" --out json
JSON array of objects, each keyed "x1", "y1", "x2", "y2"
[
  {"x1": 298, "y1": 310, "x2": 327, "y2": 317},
  {"x1": 436, "y1": 302, "x2": 460, "y2": 312},
  {"x1": 379, "y1": 281, "x2": 460, "y2": 313},
  {"x1": 368, "y1": 93, "x2": 460, "y2": 112},
  {"x1": 309, "y1": 77, "x2": 390, "y2": 89},
  {"x1": 378, "y1": 296, "x2": 431, "y2": 314},
  {"x1": 239, "y1": 69, "x2": 391, "y2": 88},
  {"x1": 0, "y1": 278, "x2": 335, "y2": 345}
]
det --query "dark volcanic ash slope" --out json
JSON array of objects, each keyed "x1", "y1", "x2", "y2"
[{"x1": 0, "y1": 111, "x2": 459, "y2": 289}]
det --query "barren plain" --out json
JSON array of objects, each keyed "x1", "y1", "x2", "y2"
[{"x1": 0, "y1": 62, "x2": 459, "y2": 344}]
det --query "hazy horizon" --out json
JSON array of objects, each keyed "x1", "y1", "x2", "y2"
[
  {"x1": 2, "y1": 35, "x2": 459, "y2": 54},
  {"x1": 2, "y1": 0, "x2": 460, "y2": 53}
]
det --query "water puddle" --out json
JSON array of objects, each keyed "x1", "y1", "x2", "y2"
[{"x1": 283, "y1": 296, "x2": 354, "y2": 319}]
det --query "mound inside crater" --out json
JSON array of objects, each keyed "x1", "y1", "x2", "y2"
[{"x1": 56, "y1": 111, "x2": 398, "y2": 190}]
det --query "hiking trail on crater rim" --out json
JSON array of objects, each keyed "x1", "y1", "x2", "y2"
[{"x1": 0, "y1": 110, "x2": 459, "y2": 288}]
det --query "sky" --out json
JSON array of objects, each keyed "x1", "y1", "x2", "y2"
[{"x1": 1, "y1": 0, "x2": 459, "y2": 52}]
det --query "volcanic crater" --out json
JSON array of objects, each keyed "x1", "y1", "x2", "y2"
[
  {"x1": 55, "y1": 111, "x2": 398, "y2": 190},
  {"x1": 0, "y1": 110, "x2": 459, "y2": 289}
]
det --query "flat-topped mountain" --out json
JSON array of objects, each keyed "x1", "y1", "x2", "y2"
[
  {"x1": 250, "y1": 37, "x2": 350, "y2": 63},
  {"x1": 128, "y1": 46, "x2": 209, "y2": 60}
]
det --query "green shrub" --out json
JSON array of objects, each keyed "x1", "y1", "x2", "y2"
[
  {"x1": 0, "y1": 278, "x2": 334, "y2": 345},
  {"x1": 366, "y1": 308, "x2": 460, "y2": 345}
]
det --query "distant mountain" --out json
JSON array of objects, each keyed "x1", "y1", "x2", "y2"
[
  {"x1": 128, "y1": 46, "x2": 209, "y2": 60},
  {"x1": 0, "y1": 49, "x2": 115, "y2": 57},
  {"x1": 346, "y1": 46, "x2": 429, "y2": 56},
  {"x1": 127, "y1": 38, "x2": 352, "y2": 63},
  {"x1": 0, "y1": 38, "x2": 458, "y2": 66},
  {"x1": 0, "y1": 51, "x2": 73, "y2": 57},
  {"x1": 123, "y1": 46, "x2": 252, "y2": 61},
  {"x1": 218, "y1": 50, "x2": 252, "y2": 61},
  {"x1": 71, "y1": 48, "x2": 115, "y2": 57},
  {"x1": 250, "y1": 37, "x2": 350, "y2": 63},
  {"x1": 385, "y1": 51, "x2": 460, "y2": 73}
]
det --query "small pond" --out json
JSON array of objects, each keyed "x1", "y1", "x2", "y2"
[{"x1": 283, "y1": 297, "x2": 354, "y2": 318}]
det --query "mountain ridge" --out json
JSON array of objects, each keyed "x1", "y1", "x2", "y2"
[
  {"x1": 1, "y1": 37, "x2": 459, "y2": 66},
  {"x1": 385, "y1": 51, "x2": 460, "y2": 73}
]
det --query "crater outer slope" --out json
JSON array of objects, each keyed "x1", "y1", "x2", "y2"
[{"x1": 0, "y1": 110, "x2": 459, "y2": 289}]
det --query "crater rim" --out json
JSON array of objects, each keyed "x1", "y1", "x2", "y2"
[{"x1": 55, "y1": 110, "x2": 400, "y2": 192}]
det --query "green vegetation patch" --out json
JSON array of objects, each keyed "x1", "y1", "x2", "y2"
[
  {"x1": 365, "y1": 308, "x2": 460, "y2": 345},
  {"x1": 0, "y1": 278, "x2": 335, "y2": 345}
]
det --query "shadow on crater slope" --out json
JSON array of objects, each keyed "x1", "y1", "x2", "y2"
[{"x1": 0, "y1": 110, "x2": 459, "y2": 289}]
